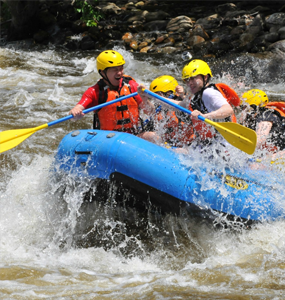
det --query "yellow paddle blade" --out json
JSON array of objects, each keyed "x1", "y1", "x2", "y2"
[
  {"x1": 205, "y1": 120, "x2": 257, "y2": 155},
  {"x1": 0, "y1": 124, "x2": 48, "y2": 153}
]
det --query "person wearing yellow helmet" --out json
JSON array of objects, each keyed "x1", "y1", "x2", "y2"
[
  {"x1": 149, "y1": 75, "x2": 185, "y2": 100},
  {"x1": 69, "y1": 50, "x2": 156, "y2": 140},
  {"x1": 180, "y1": 59, "x2": 241, "y2": 143},
  {"x1": 241, "y1": 89, "x2": 285, "y2": 152},
  {"x1": 138, "y1": 60, "x2": 239, "y2": 148},
  {"x1": 163, "y1": 59, "x2": 236, "y2": 143},
  {"x1": 241, "y1": 89, "x2": 269, "y2": 107},
  {"x1": 181, "y1": 59, "x2": 234, "y2": 119},
  {"x1": 146, "y1": 75, "x2": 195, "y2": 147}
]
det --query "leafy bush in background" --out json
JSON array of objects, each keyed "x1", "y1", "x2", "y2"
[{"x1": 73, "y1": 0, "x2": 103, "y2": 27}]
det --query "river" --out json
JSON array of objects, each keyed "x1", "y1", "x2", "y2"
[{"x1": 1, "y1": 41, "x2": 285, "y2": 299}]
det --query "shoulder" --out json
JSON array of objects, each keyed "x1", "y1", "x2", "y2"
[
  {"x1": 81, "y1": 82, "x2": 101, "y2": 100},
  {"x1": 204, "y1": 86, "x2": 224, "y2": 97},
  {"x1": 85, "y1": 84, "x2": 99, "y2": 94},
  {"x1": 123, "y1": 75, "x2": 137, "y2": 83},
  {"x1": 125, "y1": 76, "x2": 139, "y2": 92},
  {"x1": 121, "y1": 76, "x2": 141, "y2": 103},
  {"x1": 203, "y1": 86, "x2": 227, "y2": 103},
  {"x1": 260, "y1": 109, "x2": 280, "y2": 121}
]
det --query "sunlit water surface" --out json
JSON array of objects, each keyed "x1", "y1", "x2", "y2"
[{"x1": 1, "y1": 41, "x2": 285, "y2": 299}]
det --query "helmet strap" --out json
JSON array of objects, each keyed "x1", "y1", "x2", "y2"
[
  {"x1": 100, "y1": 69, "x2": 118, "y2": 90},
  {"x1": 202, "y1": 75, "x2": 210, "y2": 88},
  {"x1": 195, "y1": 75, "x2": 209, "y2": 97}
]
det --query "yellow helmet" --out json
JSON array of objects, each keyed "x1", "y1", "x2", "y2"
[
  {"x1": 150, "y1": 75, "x2": 178, "y2": 93},
  {"x1": 96, "y1": 50, "x2": 125, "y2": 72},
  {"x1": 241, "y1": 89, "x2": 269, "y2": 107},
  {"x1": 182, "y1": 59, "x2": 212, "y2": 80}
]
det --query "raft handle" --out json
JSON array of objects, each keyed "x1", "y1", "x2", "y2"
[{"x1": 75, "y1": 151, "x2": 92, "y2": 155}]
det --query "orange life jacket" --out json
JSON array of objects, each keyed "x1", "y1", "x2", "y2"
[
  {"x1": 265, "y1": 102, "x2": 285, "y2": 117},
  {"x1": 216, "y1": 83, "x2": 240, "y2": 107},
  {"x1": 189, "y1": 83, "x2": 240, "y2": 140},
  {"x1": 96, "y1": 76, "x2": 139, "y2": 132}
]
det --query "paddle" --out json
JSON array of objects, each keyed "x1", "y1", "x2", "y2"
[
  {"x1": 0, "y1": 92, "x2": 138, "y2": 154},
  {"x1": 142, "y1": 88, "x2": 257, "y2": 155}
]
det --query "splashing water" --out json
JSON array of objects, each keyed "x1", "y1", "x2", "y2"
[{"x1": 1, "y1": 43, "x2": 285, "y2": 298}]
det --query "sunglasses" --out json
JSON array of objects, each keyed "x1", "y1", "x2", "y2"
[
  {"x1": 183, "y1": 77, "x2": 195, "y2": 83},
  {"x1": 183, "y1": 75, "x2": 201, "y2": 83}
]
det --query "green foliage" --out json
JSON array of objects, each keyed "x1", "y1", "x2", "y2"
[{"x1": 73, "y1": 0, "x2": 103, "y2": 27}]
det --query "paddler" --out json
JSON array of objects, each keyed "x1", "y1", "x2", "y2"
[
  {"x1": 69, "y1": 50, "x2": 159, "y2": 143},
  {"x1": 145, "y1": 75, "x2": 195, "y2": 147},
  {"x1": 241, "y1": 89, "x2": 285, "y2": 153},
  {"x1": 138, "y1": 59, "x2": 239, "y2": 149}
]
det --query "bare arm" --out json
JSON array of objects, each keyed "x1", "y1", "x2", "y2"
[
  {"x1": 256, "y1": 121, "x2": 273, "y2": 149},
  {"x1": 191, "y1": 103, "x2": 234, "y2": 120},
  {"x1": 139, "y1": 97, "x2": 155, "y2": 115},
  {"x1": 136, "y1": 86, "x2": 155, "y2": 114},
  {"x1": 69, "y1": 104, "x2": 85, "y2": 120},
  {"x1": 175, "y1": 85, "x2": 185, "y2": 99},
  {"x1": 137, "y1": 84, "x2": 190, "y2": 112}
]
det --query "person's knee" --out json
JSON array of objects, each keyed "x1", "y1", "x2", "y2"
[{"x1": 139, "y1": 132, "x2": 162, "y2": 144}]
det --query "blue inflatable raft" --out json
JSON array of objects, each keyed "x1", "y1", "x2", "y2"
[{"x1": 54, "y1": 129, "x2": 285, "y2": 224}]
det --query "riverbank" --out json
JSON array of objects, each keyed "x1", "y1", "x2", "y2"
[{"x1": 2, "y1": 0, "x2": 285, "y2": 59}]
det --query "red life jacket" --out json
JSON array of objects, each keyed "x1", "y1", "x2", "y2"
[
  {"x1": 155, "y1": 110, "x2": 195, "y2": 146},
  {"x1": 176, "y1": 121, "x2": 196, "y2": 146},
  {"x1": 95, "y1": 76, "x2": 140, "y2": 132},
  {"x1": 189, "y1": 83, "x2": 239, "y2": 140}
]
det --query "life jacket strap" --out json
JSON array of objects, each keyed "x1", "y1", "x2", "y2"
[
  {"x1": 117, "y1": 105, "x2": 128, "y2": 111},
  {"x1": 117, "y1": 118, "x2": 131, "y2": 125}
]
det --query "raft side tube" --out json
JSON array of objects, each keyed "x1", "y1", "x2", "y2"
[{"x1": 54, "y1": 130, "x2": 285, "y2": 222}]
